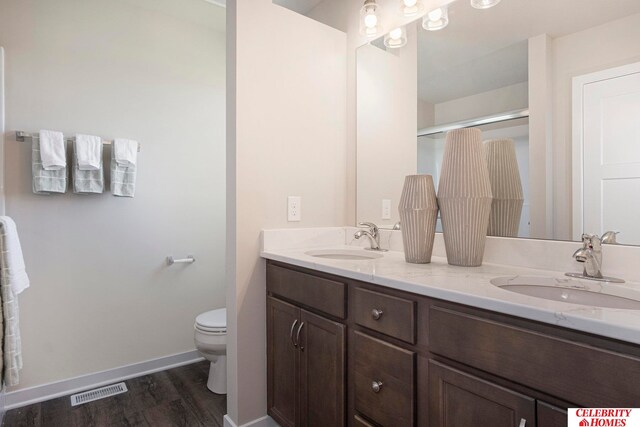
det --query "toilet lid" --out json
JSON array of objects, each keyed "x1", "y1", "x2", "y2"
[{"x1": 196, "y1": 308, "x2": 226, "y2": 331}]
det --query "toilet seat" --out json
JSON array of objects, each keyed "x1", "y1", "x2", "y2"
[{"x1": 195, "y1": 308, "x2": 226, "y2": 334}]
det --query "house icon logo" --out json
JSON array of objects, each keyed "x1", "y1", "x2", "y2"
[{"x1": 579, "y1": 419, "x2": 589, "y2": 426}]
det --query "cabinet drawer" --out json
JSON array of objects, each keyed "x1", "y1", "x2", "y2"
[
  {"x1": 429, "y1": 305, "x2": 640, "y2": 407},
  {"x1": 267, "y1": 263, "x2": 346, "y2": 319},
  {"x1": 353, "y1": 331, "x2": 415, "y2": 427},
  {"x1": 353, "y1": 287, "x2": 416, "y2": 344}
]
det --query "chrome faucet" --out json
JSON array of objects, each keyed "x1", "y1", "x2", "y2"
[
  {"x1": 566, "y1": 232, "x2": 624, "y2": 283},
  {"x1": 354, "y1": 222, "x2": 387, "y2": 252}
]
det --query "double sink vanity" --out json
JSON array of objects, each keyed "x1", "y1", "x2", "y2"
[{"x1": 261, "y1": 228, "x2": 640, "y2": 427}]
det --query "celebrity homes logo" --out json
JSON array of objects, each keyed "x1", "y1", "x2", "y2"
[{"x1": 569, "y1": 408, "x2": 640, "y2": 427}]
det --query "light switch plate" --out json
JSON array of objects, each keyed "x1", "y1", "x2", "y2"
[{"x1": 288, "y1": 196, "x2": 301, "y2": 222}]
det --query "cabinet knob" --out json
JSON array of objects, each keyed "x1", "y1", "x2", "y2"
[
  {"x1": 518, "y1": 419, "x2": 526, "y2": 427},
  {"x1": 371, "y1": 309, "x2": 384, "y2": 320},
  {"x1": 371, "y1": 380, "x2": 383, "y2": 393}
]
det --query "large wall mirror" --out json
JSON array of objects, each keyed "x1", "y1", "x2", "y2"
[{"x1": 357, "y1": 0, "x2": 640, "y2": 245}]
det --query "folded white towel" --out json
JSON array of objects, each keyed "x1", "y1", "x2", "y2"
[
  {"x1": 0, "y1": 216, "x2": 30, "y2": 295},
  {"x1": 39, "y1": 130, "x2": 66, "y2": 171},
  {"x1": 113, "y1": 139, "x2": 138, "y2": 168},
  {"x1": 75, "y1": 134, "x2": 102, "y2": 171}
]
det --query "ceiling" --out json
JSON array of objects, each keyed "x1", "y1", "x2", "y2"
[
  {"x1": 273, "y1": 0, "x2": 325, "y2": 15},
  {"x1": 417, "y1": 0, "x2": 640, "y2": 104}
]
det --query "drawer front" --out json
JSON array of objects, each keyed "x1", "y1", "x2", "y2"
[
  {"x1": 429, "y1": 305, "x2": 640, "y2": 407},
  {"x1": 353, "y1": 287, "x2": 416, "y2": 344},
  {"x1": 353, "y1": 331, "x2": 415, "y2": 426},
  {"x1": 267, "y1": 263, "x2": 346, "y2": 319}
]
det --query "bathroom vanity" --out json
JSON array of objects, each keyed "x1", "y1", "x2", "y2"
[{"x1": 262, "y1": 232, "x2": 640, "y2": 427}]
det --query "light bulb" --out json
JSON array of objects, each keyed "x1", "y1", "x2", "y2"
[
  {"x1": 423, "y1": 6, "x2": 449, "y2": 31},
  {"x1": 400, "y1": 0, "x2": 423, "y2": 16},
  {"x1": 364, "y1": 12, "x2": 378, "y2": 28},
  {"x1": 389, "y1": 28, "x2": 403, "y2": 40},
  {"x1": 428, "y1": 8, "x2": 443, "y2": 21},
  {"x1": 470, "y1": 0, "x2": 501, "y2": 9},
  {"x1": 384, "y1": 26, "x2": 407, "y2": 48}
]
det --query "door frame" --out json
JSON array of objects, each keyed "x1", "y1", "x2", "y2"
[
  {"x1": 1, "y1": 47, "x2": 5, "y2": 216},
  {"x1": 571, "y1": 61, "x2": 640, "y2": 240}
]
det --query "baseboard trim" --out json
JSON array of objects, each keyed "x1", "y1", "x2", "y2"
[
  {"x1": 5, "y1": 350, "x2": 203, "y2": 410},
  {"x1": 224, "y1": 414, "x2": 279, "y2": 427}
]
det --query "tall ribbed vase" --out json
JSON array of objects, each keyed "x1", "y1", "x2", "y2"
[
  {"x1": 484, "y1": 139, "x2": 524, "y2": 237},
  {"x1": 398, "y1": 175, "x2": 438, "y2": 263},
  {"x1": 437, "y1": 128, "x2": 493, "y2": 267}
]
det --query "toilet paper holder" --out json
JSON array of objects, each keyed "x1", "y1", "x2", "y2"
[{"x1": 167, "y1": 255, "x2": 196, "y2": 266}]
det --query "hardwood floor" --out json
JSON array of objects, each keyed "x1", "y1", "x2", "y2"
[{"x1": 3, "y1": 361, "x2": 226, "y2": 427}]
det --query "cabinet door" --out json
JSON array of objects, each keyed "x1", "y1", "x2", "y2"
[
  {"x1": 537, "y1": 402, "x2": 568, "y2": 427},
  {"x1": 267, "y1": 297, "x2": 300, "y2": 427},
  {"x1": 429, "y1": 360, "x2": 535, "y2": 427},
  {"x1": 299, "y1": 309, "x2": 346, "y2": 427}
]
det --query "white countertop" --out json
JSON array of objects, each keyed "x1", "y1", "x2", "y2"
[{"x1": 261, "y1": 229, "x2": 640, "y2": 345}]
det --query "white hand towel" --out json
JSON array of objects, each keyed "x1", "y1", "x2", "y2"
[
  {"x1": 113, "y1": 139, "x2": 138, "y2": 168},
  {"x1": 0, "y1": 216, "x2": 30, "y2": 295},
  {"x1": 75, "y1": 134, "x2": 102, "y2": 171},
  {"x1": 38, "y1": 130, "x2": 66, "y2": 171}
]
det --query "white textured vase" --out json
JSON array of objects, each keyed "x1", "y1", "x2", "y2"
[
  {"x1": 398, "y1": 175, "x2": 438, "y2": 264},
  {"x1": 484, "y1": 139, "x2": 524, "y2": 237},
  {"x1": 437, "y1": 128, "x2": 493, "y2": 267}
]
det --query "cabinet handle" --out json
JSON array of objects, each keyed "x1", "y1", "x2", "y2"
[
  {"x1": 371, "y1": 309, "x2": 384, "y2": 320},
  {"x1": 518, "y1": 419, "x2": 526, "y2": 427},
  {"x1": 290, "y1": 319, "x2": 299, "y2": 348},
  {"x1": 371, "y1": 380, "x2": 383, "y2": 393},
  {"x1": 296, "y1": 322, "x2": 305, "y2": 351}
]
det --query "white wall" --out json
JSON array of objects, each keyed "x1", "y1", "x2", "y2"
[
  {"x1": 0, "y1": 0, "x2": 226, "y2": 390},
  {"x1": 550, "y1": 12, "x2": 640, "y2": 240},
  {"x1": 357, "y1": 34, "x2": 417, "y2": 226},
  {"x1": 226, "y1": 0, "x2": 347, "y2": 424}
]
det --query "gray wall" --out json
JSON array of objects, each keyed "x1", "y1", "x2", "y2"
[{"x1": 0, "y1": 0, "x2": 226, "y2": 390}]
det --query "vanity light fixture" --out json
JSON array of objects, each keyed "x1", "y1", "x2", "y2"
[
  {"x1": 384, "y1": 27, "x2": 408, "y2": 49},
  {"x1": 360, "y1": 0, "x2": 381, "y2": 38},
  {"x1": 422, "y1": 6, "x2": 449, "y2": 31},
  {"x1": 400, "y1": 0, "x2": 424, "y2": 17},
  {"x1": 470, "y1": 0, "x2": 501, "y2": 9}
]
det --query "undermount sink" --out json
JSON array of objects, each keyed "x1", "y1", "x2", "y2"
[
  {"x1": 305, "y1": 249, "x2": 383, "y2": 261},
  {"x1": 491, "y1": 276, "x2": 640, "y2": 310}
]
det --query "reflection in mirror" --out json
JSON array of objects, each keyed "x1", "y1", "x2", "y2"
[{"x1": 356, "y1": 0, "x2": 640, "y2": 245}]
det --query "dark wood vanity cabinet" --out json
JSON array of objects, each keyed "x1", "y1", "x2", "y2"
[{"x1": 266, "y1": 261, "x2": 640, "y2": 427}]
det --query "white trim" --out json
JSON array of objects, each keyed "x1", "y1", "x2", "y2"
[
  {"x1": 5, "y1": 350, "x2": 203, "y2": 410},
  {"x1": 571, "y1": 61, "x2": 640, "y2": 240},
  {"x1": 224, "y1": 414, "x2": 279, "y2": 427}
]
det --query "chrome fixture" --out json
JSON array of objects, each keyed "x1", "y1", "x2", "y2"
[
  {"x1": 565, "y1": 233, "x2": 625, "y2": 283},
  {"x1": 354, "y1": 222, "x2": 388, "y2": 252},
  {"x1": 392, "y1": 222, "x2": 401, "y2": 230},
  {"x1": 423, "y1": 6, "x2": 449, "y2": 31},
  {"x1": 371, "y1": 380, "x2": 383, "y2": 393},
  {"x1": 470, "y1": 0, "x2": 501, "y2": 9},
  {"x1": 360, "y1": 0, "x2": 381, "y2": 38},
  {"x1": 384, "y1": 27, "x2": 408, "y2": 49},
  {"x1": 166, "y1": 255, "x2": 196, "y2": 266},
  {"x1": 400, "y1": 0, "x2": 423, "y2": 16},
  {"x1": 371, "y1": 308, "x2": 384, "y2": 320}
]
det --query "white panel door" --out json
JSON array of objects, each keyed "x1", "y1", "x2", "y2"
[{"x1": 582, "y1": 70, "x2": 640, "y2": 245}]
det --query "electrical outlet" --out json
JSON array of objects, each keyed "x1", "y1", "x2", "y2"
[
  {"x1": 382, "y1": 199, "x2": 391, "y2": 220},
  {"x1": 288, "y1": 196, "x2": 301, "y2": 222}
]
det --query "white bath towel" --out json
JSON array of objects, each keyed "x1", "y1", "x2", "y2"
[
  {"x1": 75, "y1": 134, "x2": 102, "y2": 171},
  {"x1": 38, "y1": 130, "x2": 66, "y2": 171},
  {"x1": 0, "y1": 217, "x2": 30, "y2": 295},
  {"x1": 113, "y1": 138, "x2": 138, "y2": 168}
]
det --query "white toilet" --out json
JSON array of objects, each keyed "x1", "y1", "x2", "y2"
[{"x1": 194, "y1": 308, "x2": 227, "y2": 394}]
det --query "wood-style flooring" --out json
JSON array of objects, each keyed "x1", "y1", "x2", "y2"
[{"x1": 2, "y1": 361, "x2": 226, "y2": 427}]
